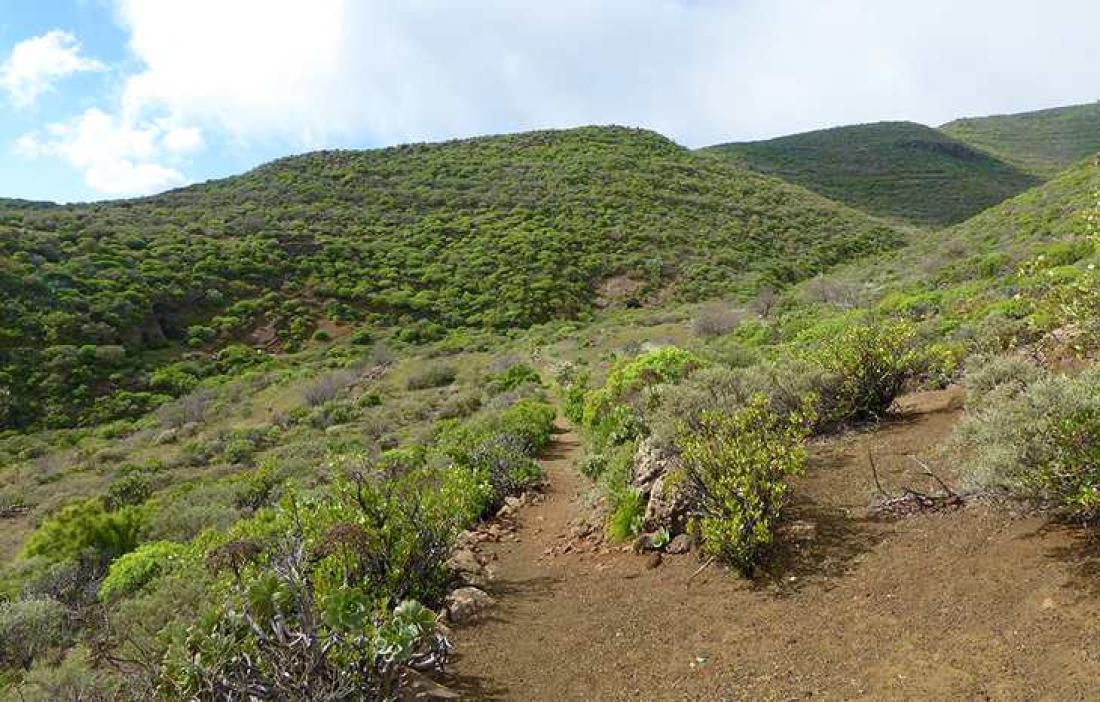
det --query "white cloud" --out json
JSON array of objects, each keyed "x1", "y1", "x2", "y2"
[
  {"x1": 110, "y1": 0, "x2": 1100, "y2": 149},
  {"x1": 0, "y1": 29, "x2": 105, "y2": 107},
  {"x1": 161, "y1": 125, "x2": 204, "y2": 153},
  {"x1": 15, "y1": 108, "x2": 188, "y2": 195}
]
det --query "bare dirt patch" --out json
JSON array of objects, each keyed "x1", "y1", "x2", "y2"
[{"x1": 446, "y1": 401, "x2": 1100, "y2": 700}]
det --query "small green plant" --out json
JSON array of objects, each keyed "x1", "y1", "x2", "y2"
[
  {"x1": 678, "y1": 395, "x2": 814, "y2": 573},
  {"x1": 607, "y1": 487, "x2": 645, "y2": 542}
]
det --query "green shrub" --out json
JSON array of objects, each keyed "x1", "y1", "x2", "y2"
[
  {"x1": 678, "y1": 395, "x2": 814, "y2": 573},
  {"x1": 811, "y1": 321, "x2": 936, "y2": 423},
  {"x1": 486, "y1": 363, "x2": 542, "y2": 395},
  {"x1": 607, "y1": 487, "x2": 645, "y2": 542},
  {"x1": 99, "y1": 541, "x2": 188, "y2": 601},
  {"x1": 22, "y1": 499, "x2": 146, "y2": 563},
  {"x1": 950, "y1": 367, "x2": 1100, "y2": 517}
]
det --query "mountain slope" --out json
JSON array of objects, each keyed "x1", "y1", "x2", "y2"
[
  {"x1": 0, "y1": 125, "x2": 903, "y2": 429},
  {"x1": 941, "y1": 102, "x2": 1100, "y2": 178},
  {"x1": 701, "y1": 121, "x2": 1039, "y2": 226}
]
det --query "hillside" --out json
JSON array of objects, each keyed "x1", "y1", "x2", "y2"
[
  {"x1": 0, "y1": 125, "x2": 902, "y2": 430},
  {"x1": 701, "y1": 121, "x2": 1039, "y2": 226},
  {"x1": 942, "y1": 102, "x2": 1100, "y2": 177}
]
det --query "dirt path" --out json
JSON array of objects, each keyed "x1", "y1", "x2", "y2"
[{"x1": 446, "y1": 407, "x2": 1100, "y2": 700}]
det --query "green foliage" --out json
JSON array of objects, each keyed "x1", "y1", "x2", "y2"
[
  {"x1": 951, "y1": 366, "x2": 1100, "y2": 517},
  {"x1": 607, "y1": 487, "x2": 646, "y2": 542},
  {"x1": 581, "y1": 347, "x2": 704, "y2": 448},
  {"x1": 98, "y1": 541, "x2": 188, "y2": 601},
  {"x1": 942, "y1": 102, "x2": 1100, "y2": 177},
  {"x1": 486, "y1": 362, "x2": 541, "y2": 395},
  {"x1": 0, "y1": 125, "x2": 901, "y2": 430},
  {"x1": 22, "y1": 499, "x2": 146, "y2": 563},
  {"x1": 706, "y1": 121, "x2": 1038, "y2": 225},
  {"x1": 810, "y1": 321, "x2": 950, "y2": 423},
  {"x1": 678, "y1": 395, "x2": 814, "y2": 573}
]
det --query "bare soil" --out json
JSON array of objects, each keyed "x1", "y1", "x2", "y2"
[{"x1": 445, "y1": 394, "x2": 1100, "y2": 700}]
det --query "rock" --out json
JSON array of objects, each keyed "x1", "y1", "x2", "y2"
[
  {"x1": 631, "y1": 437, "x2": 677, "y2": 489},
  {"x1": 504, "y1": 495, "x2": 524, "y2": 509},
  {"x1": 400, "y1": 667, "x2": 461, "y2": 700},
  {"x1": 643, "y1": 474, "x2": 690, "y2": 533},
  {"x1": 497, "y1": 503, "x2": 516, "y2": 519},
  {"x1": 445, "y1": 587, "x2": 495, "y2": 624},
  {"x1": 665, "y1": 533, "x2": 695, "y2": 555},
  {"x1": 153, "y1": 428, "x2": 178, "y2": 445},
  {"x1": 632, "y1": 533, "x2": 654, "y2": 554},
  {"x1": 179, "y1": 422, "x2": 201, "y2": 438},
  {"x1": 446, "y1": 548, "x2": 490, "y2": 587},
  {"x1": 645, "y1": 552, "x2": 663, "y2": 569}
]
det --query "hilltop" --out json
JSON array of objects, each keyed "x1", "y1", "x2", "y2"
[
  {"x1": 702, "y1": 121, "x2": 1039, "y2": 226},
  {"x1": 942, "y1": 102, "x2": 1100, "y2": 177},
  {"x1": 0, "y1": 125, "x2": 902, "y2": 430}
]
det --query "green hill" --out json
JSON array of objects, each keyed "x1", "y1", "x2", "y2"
[
  {"x1": 941, "y1": 102, "x2": 1100, "y2": 178},
  {"x1": 0, "y1": 125, "x2": 902, "y2": 429},
  {"x1": 701, "y1": 121, "x2": 1039, "y2": 226}
]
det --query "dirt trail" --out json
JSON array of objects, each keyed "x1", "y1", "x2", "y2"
[{"x1": 446, "y1": 404, "x2": 1100, "y2": 701}]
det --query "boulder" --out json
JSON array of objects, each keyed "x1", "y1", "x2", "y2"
[
  {"x1": 642, "y1": 474, "x2": 690, "y2": 533},
  {"x1": 445, "y1": 587, "x2": 495, "y2": 624},
  {"x1": 153, "y1": 428, "x2": 178, "y2": 445},
  {"x1": 665, "y1": 533, "x2": 695, "y2": 555},
  {"x1": 445, "y1": 548, "x2": 490, "y2": 587}
]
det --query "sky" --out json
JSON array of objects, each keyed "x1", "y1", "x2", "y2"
[{"x1": 1, "y1": 0, "x2": 1098, "y2": 203}]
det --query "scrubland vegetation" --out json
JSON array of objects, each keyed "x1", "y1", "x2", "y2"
[
  {"x1": 0, "y1": 114, "x2": 1098, "y2": 699},
  {"x1": 705, "y1": 121, "x2": 1039, "y2": 226}
]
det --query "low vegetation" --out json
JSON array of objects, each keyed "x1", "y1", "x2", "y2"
[{"x1": 703, "y1": 121, "x2": 1038, "y2": 225}]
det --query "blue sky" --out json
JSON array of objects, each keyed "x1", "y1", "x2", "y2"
[{"x1": 2, "y1": 0, "x2": 1099, "y2": 203}]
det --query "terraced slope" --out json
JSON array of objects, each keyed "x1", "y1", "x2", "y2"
[
  {"x1": 942, "y1": 102, "x2": 1100, "y2": 177},
  {"x1": 702, "y1": 121, "x2": 1039, "y2": 226}
]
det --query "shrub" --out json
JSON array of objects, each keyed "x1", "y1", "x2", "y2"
[
  {"x1": 811, "y1": 321, "x2": 935, "y2": 423},
  {"x1": 962, "y1": 354, "x2": 1043, "y2": 405},
  {"x1": 0, "y1": 596, "x2": 68, "y2": 669},
  {"x1": 607, "y1": 487, "x2": 645, "y2": 542},
  {"x1": 406, "y1": 364, "x2": 457, "y2": 390},
  {"x1": 22, "y1": 499, "x2": 146, "y2": 563},
  {"x1": 99, "y1": 541, "x2": 188, "y2": 601},
  {"x1": 692, "y1": 303, "x2": 741, "y2": 338},
  {"x1": 486, "y1": 363, "x2": 542, "y2": 395},
  {"x1": 950, "y1": 368, "x2": 1100, "y2": 517},
  {"x1": 301, "y1": 371, "x2": 355, "y2": 406},
  {"x1": 312, "y1": 329, "x2": 332, "y2": 342},
  {"x1": 678, "y1": 395, "x2": 814, "y2": 573}
]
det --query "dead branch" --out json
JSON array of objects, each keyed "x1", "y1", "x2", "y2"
[{"x1": 869, "y1": 453, "x2": 964, "y2": 517}]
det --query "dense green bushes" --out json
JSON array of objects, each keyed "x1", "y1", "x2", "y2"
[
  {"x1": 22, "y1": 499, "x2": 146, "y2": 563},
  {"x1": 679, "y1": 396, "x2": 814, "y2": 572}
]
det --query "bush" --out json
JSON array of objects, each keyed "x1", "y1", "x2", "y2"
[
  {"x1": 406, "y1": 364, "x2": 457, "y2": 390},
  {"x1": 678, "y1": 395, "x2": 814, "y2": 573},
  {"x1": 486, "y1": 363, "x2": 541, "y2": 396},
  {"x1": 962, "y1": 353, "x2": 1043, "y2": 405},
  {"x1": 607, "y1": 487, "x2": 645, "y2": 542},
  {"x1": 692, "y1": 303, "x2": 741, "y2": 338},
  {"x1": 22, "y1": 499, "x2": 146, "y2": 563},
  {"x1": 950, "y1": 367, "x2": 1100, "y2": 517},
  {"x1": 0, "y1": 597, "x2": 68, "y2": 669},
  {"x1": 98, "y1": 541, "x2": 188, "y2": 601},
  {"x1": 811, "y1": 321, "x2": 939, "y2": 423},
  {"x1": 301, "y1": 371, "x2": 355, "y2": 406}
]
